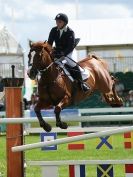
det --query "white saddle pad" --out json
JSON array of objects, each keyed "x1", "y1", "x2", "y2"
[{"x1": 79, "y1": 67, "x2": 90, "y2": 81}]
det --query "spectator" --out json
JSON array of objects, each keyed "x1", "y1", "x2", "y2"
[
  {"x1": 129, "y1": 90, "x2": 133, "y2": 106},
  {"x1": 115, "y1": 79, "x2": 125, "y2": 96},
  {"x1": 0, "y1": 76, "x2": 5, "y2": 111},
  {"x1": 0, "y1": 76, "x2": 4, "y2": 92},
  {"x1": 30, "y1": 92, "x2": 38, "y2": 109},
  {"x1": 124, "y1": 92, "x2": 130, "y2": 107},
  {"x1": 23, "y1": 97, "x2": 29, "y2": 110}
]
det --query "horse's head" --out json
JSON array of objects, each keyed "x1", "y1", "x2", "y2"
[{"x1": 27, "y1": 41, "x2": 52, "y2": 80}]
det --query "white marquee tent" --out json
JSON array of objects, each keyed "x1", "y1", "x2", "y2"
[{"x1": 0, "y1": 26, "x2": 24, "y2": 78}]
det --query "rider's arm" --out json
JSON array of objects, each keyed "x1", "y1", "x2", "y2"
[
  {"x1": 48, "y1": 27, "x2": 55, "y2": 46},
  {"x1": 63, "y1": 30, "x2": 75, "y2": 56}
]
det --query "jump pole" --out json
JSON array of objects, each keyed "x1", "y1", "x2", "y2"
[
  {"x1": 3, "y1": 65, "x2": 24, "y2": 177},
  {"x1": 12, "y1": 125, "x2": 133, "y2": 152},
  {"x1": 1, "y1": 114, "x2": 133, "y2": 124}
]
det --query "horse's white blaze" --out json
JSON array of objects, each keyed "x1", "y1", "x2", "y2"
[
  {"x1": 27, "y1": 66, "x2": 32, "y2": 75},
  {"x1": 30, "y1": 51, "x2": 35, "y2": 64}
]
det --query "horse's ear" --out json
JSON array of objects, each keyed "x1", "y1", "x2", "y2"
[
  {"x1": 44, "y1": 40, "x2": 47, "y2": 43},
  {"x1": 46, "y1": 43, "x2": 52, "y2": 52},
  {"x1": 28, "y1": 40, "x2": 33, "y2": 48}
]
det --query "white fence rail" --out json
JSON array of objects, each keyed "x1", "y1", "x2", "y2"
[
  {"x1": 0, "y1": 114, "x2": 133, "y2": 124},
  {"x1": 28, "y1": 159, "x2": 133, "y2": 166},
  {"x1": 27, "y1": 159, "x2": 133, "y2": 177},
  {"x1": 25, "y1": 126, "x2": 123, "y2": 133}
]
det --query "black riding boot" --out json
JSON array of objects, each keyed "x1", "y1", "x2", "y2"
[{"x1": 72, "y1": 65, "x2": 90, "y2": 92}]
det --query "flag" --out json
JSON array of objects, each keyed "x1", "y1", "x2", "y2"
[
  {"x1": 67, "y1": 132, "x2": 85, "y2": 150},
  {"x1": 96, "y1": 136, "x2": 113, "y2": 149},
  {"x1": 125, "y1": 164, "x2": 133, "y2": 177},
  {"x1": 97, "y1": 164, "x2": 114, "y2": 177},
  {"x1": 69, "y1": 165, "x2": 85, "y2": 177},
  {"x1": 40, "y1": 132, "x2": 57, "y2": 151},
  {"x1": 124, "y1": 132, "x2": 133, "y2": 149}
]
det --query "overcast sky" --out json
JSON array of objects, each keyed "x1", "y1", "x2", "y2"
[{"x1": 1, "y1": 0, "x2": 133, "y2": 51}]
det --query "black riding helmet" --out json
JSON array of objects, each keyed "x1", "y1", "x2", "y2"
[{"x1": 55, "y1": 13, "x2": 68, "y2": 24}]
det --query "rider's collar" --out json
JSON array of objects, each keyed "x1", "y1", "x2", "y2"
[{"x1": 57, "y1": 25, "x2": 67, "y2": 32}]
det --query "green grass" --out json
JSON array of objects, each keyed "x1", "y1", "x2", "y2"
[
  {"x1": 0, "y1": 134, "x2": 133, "y2": 177},
  {"x1": 31, "y1": 121, "x2": 80, "y2": 128}
]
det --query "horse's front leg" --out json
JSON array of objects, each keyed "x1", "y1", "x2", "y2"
[
  {"x1": 34, "y1": 100, "x2": 52, "y2": 132},
  {"x1": 54, "y1": 95, "x2": 70, "y2": 129}
]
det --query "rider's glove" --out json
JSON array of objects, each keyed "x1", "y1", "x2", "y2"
[{"x1": 52, "y1": 50, "x2": 64, "y2": 58}]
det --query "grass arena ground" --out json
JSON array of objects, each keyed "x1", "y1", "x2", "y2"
[{"x1": 0, "y1": 134, "x2": 133, "y2": 177}]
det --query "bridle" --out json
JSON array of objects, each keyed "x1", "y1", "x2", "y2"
[{"x1": 28, "y1": 46, "x2": 55, "y2": 74}]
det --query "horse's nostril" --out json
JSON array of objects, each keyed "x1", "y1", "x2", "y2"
[
  {"x1": 30, "y1": 71, "x2": 34, "y2": 75},
  {"x1": 27, "y1": 68, "x2": 37, "y2": 80}
]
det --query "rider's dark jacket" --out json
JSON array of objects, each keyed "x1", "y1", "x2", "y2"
[{"x1": 48, "y1": 26, "x2": 75, "y2": 58}]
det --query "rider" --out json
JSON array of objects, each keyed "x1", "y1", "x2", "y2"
[{"x1": 48, "y1": 13, "x2": 90, "y2": 92}]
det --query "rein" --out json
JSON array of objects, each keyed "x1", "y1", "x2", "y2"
[{"x1": 39, "y1": 61, "x2": 54, "y2": 73}]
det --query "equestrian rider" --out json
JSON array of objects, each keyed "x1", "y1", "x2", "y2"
[{"x1": 48, "y1": 13, "x2": 90, "y2": 92}]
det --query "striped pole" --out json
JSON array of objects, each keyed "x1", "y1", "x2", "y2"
[{"x1": 12, "y1": 125, "x2": 133, "y2": 152}]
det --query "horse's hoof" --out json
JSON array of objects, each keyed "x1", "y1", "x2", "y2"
[
  {"x1": 56, "y1": 121, "x2": 68, "y2": 129},
  {"x1": 110, "y1": 104, "x2": 122, "y2": 107},
  {"x1": 40, "y1": 122, "x2": 52, "y2": 132}
]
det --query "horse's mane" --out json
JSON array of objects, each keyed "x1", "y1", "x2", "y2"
[{"x1": 30, "y1": 41, "x2": 52, "y2": 53}]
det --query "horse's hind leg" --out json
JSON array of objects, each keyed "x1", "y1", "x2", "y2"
[
  {"x1": 34, "y1": 100, "x2": 52, "y2": 132},
  {"x1": 111, "y1": 83, "x2": 123, "y2": 106},
  {"x1": 103, "y1": 83, "x2": 123, "y2": 107}
]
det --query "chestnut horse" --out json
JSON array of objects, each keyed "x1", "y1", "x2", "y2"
[{"x1": 27, "y1": 41, "x2": 123, "y2": 132}]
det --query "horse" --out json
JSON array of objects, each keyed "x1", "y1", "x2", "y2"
[{"x1": 27, "y1": 41, "x2": 123, "y2": 132}]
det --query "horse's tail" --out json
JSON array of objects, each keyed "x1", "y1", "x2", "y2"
[
  {"x1": 88, "y1": 54, "x2": 100, "y2": 60},
  {"x1": 88, "y1": 54, "x2": 109, "y2": 70},
  {"x1": 91, "y1": 54, "x2": 99, "y2": 60}
]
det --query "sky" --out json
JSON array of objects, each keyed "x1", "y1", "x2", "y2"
[{"x1": 1, "y1": 0, "x2": 133, "y2": 52}]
